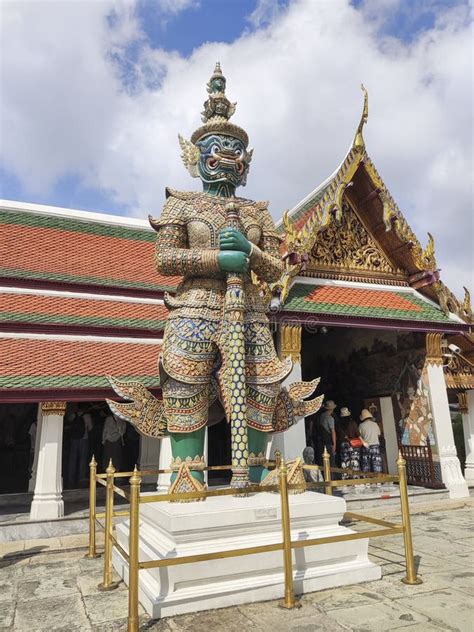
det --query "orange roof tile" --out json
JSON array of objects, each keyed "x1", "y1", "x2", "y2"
[
  {"x1": 0, "y1": 292, "x2": 169, "y2": 331},
  {"x1": 1, "y1": 211, "x2": 180, "y2": 292},
  {"x1": 305, "y1": 286, "x2": 422, "y2": 311},
  {"x1": 0, "y1": 337, "x2": 161, "y2": 389}
]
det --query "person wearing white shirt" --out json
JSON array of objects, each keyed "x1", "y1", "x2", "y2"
[{"x1": 359, "y1": 409, "x2": 383, "y2": 474}]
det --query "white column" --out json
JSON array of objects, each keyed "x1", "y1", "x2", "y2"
[
  {"x1": 426, "y1": 363, "x2": 469, "y2": 498},
  {"x1": 461, "y1": 390, "x2": 474, "y2": 484},
  {"x1": 270, "y1": 361, "x2": 306, "y2": 460},
  {"x1": 28, "y1": 405, "x2": 42, "y2": 492},
  {"x1": 379, "y1": 397, "x2": 398, "y2": 475},
  {"x1": 156, "y1": 436, "x2": 172, "y2": 491},
  {"x1": 269, "y1": 324, "x2": 307, "y2": 461},
  {"x1": 138, "y1": 435, "x2": 160, "y2": 484},
  {"x1": 30, "y1": 401, "x2": 66, "y2": 520}
]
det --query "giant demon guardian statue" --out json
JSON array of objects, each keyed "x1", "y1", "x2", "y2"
[{"x1": 107, "y1": 63, "x2": 322, "y2": 495}]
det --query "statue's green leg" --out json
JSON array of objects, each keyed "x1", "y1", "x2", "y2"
[
  {"x1": 248, "y1": 427, "x2": 270, "y2": 483},
  {"x1": 169, "y1": 427, "x2": 206, "y2": 484}
]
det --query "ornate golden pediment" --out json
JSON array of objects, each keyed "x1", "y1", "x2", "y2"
[{"x1": 307, "y1": 202, "x2": 402, "y2": 277}]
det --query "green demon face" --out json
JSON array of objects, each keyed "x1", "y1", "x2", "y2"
[{"x1": 196, "y1": 134, "x2": 251, "y2": 190}]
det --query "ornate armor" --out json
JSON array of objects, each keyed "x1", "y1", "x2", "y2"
[{"x1": 107, "y1": 63, "x2": 322, "y2": 495}]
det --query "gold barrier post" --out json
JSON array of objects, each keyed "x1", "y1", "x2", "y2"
[
  {"x1": 323, "y1": 447, "x2": 332, "y2": 495},
  {"x1": 98, "y1": 459, "x2": 119, "y2": 591},
  {"x1": 85, "y1": 455, "x2": 99, "y2": 559},
  {"x1": 397, "y1": 453, "x2": 422, "y2": 585},
  {"x1": 128, "y1": 465, "x2": 141, "y2": 632},
  {"x1": 278, "y1": 462, "x2": 299, "y2": 609}
]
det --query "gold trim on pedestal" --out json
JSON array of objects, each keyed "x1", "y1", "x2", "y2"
[{"x1": 41, "y1": 401, "x2": 67, "y2": 416}]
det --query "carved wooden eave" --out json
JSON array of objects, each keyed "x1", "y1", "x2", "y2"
[
  {"x1": 445, "y1": 332, "x2": 474, "y2": 390},
  {"x1": 274, "y1": 87, "x2": 472, "y2": 327}
]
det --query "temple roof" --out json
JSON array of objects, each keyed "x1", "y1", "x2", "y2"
[
  {"x1": 0, "y1": 289, "x2": 169, "y2": 335},
  {"x1": 0, "y1": 201, "x2": 179, "y2": 295},
  {"x1": 276, "y1": 88, "x2": 472, "y2": 326},
  {"x1": 280, "y1": 280, "x2": 468, "y2": 332},
  {"x1": 0, "y1": 335, "x2": 161, "y2": 400}
]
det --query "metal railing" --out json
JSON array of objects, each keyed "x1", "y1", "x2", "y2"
[{"x1": 85, "y1": 448, "x2": 422, "y2": 632}]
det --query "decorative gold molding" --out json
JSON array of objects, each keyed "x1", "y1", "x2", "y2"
[
  {"x1": 308, "y1": 202, "x2": 402, "y2": 276},
  {"x1": 445, "y1": 352, "x2": 474, "y2": 391},
  {"x1": 170, "y1": 455, "x2": 206, "y2": 471},
  {"x1": 41, "y1": 401, "x2": 67, "y2": 417},
  {"x1": 433, "y1": 281, "x2": 473, "y2": 322},
  {"x1": 457, "y1": 392, "x2": 468, "y2": 414},
  {"x1": 425, "y1": 333, "x2": 444, "y2": 366},
  {"x1": 280, "y1": 324, "x2": 301, "y2": 364}
]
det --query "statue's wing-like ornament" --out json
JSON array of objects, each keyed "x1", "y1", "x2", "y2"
[
  {"x1": 178, "y1": 134, "x2": 200, "y2": 178},
  {"x1": 106, "y1": 377, "x2": 167, "y2": 439},
  {"x1": 272, "y1": 378, "x2": 323, "y2": 434}
]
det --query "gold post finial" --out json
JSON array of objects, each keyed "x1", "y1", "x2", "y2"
[
  {"x1": 130, "y1": 464, "x2": 141, "y2": 485},
  {"x1": 90, "y1": 454, "x2": 96, "y2": 467},
  {"x1": 353, "y1": 84, "x2": 368, "y2": 152}
]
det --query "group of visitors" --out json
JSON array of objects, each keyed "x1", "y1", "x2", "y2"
[
  {"x1": 307, "y1": 400, "x2": 383, "y2": 478},
  {"x1": 63, "y1": 403, "x2": 134, "y2": 488}
]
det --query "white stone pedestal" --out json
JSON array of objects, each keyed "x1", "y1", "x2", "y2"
[{"x1": 113, "y1": 491, "x2": 381, "y2": 618}]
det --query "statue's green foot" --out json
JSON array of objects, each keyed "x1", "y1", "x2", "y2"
[{"x1": 249, "y1": 466, "x2": 270, "y2": 484}]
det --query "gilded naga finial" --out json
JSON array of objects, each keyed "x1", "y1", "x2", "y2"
[{"x1": 353, "y1": 84, "x2": 369, "y2": 153}]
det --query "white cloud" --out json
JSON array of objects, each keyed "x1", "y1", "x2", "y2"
[{"x1": 1, "y1": 0, "x2": 472, "y2": 295}]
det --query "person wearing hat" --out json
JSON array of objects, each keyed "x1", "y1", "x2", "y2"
[
  {"x1": 359, "y1": 409, "x2": 383, "y2": 474},
  {"x1": 338, "y1": 408, "x2": 366, "y2": 479},
  {"x1": 312, "y1": 400, "x2": 337, "y2": 467}
]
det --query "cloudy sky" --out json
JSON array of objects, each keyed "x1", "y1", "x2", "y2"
[{"x1": 1, "y1": 0, "x2": 472, "y2": 295}]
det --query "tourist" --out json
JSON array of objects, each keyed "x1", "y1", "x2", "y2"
[
  {"x1": 313, "y1": 400, "x2": 337, "y2": 467},
  {"x1": 66, "y1": 403, "x2": 93, "y2": 488},
  {"x1": 302, "y1": 446, "x2": 321, "y2": 485},
  {"x1": 338, "y1": 408, "x2": 365, "y2": 480},
  {"x1": 359, "y1": 409, "x2": 383, "y2": 474},
  {"x1": 102, "y1": 410, "x2": 126, "y2": 472}
]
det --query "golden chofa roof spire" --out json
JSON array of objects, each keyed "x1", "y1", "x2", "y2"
[{"x1": 353, "y1": 84, "x2": 369, "y2": 153}]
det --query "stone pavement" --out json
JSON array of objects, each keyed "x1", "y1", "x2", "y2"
[{"x1": 0, "y1": 501, "x2": 473, "y2": 631}]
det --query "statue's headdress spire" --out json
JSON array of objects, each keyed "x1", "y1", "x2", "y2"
[
  {"x1": 190, "y1": 62, "x2": 249, "y2": 147},
  {"x1": 179, "y1": 63, "x2": 252, "y2": 180}
]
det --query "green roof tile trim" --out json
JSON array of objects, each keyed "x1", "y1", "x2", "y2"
[
  {"x1": 284, "y1": 283, "x2": 452, "y2": 323},
  {"x1": 0, "y1": 311, "x2": 167, "y2": 331},
  {"x1": 1, "y1": 210, "x2": 155, "y2": 242},
  {"x1": 0, "y1": 267, "x2": 178, "y2": 292},
  {"x1": 0, "y1": 375, "x2": 160, "y2": 389}
]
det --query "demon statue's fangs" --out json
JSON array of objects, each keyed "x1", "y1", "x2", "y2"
[{"x1": 107, "y1": 62, "x2": 323, "y2": 497}]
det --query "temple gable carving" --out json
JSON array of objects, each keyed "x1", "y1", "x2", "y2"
[{"x1": 308, "y1": 202, "x2": 402, "y2": 277}]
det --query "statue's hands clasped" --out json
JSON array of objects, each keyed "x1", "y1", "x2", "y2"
[
  {"x1": 218, "y1": 227, "x2": 251, "y2": 273},
  {"x1": 219, "y1": 227, "x2": 251, "y2": 255}
]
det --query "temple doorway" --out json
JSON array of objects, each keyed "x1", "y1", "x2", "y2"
[
  {"x1": 62, "y1": 401, "x2": 140, "y2": 488},
  {"x1": 0, "y1": 403, "x2": 38, "y2": 493},
  {"x1": 301, "y1": 326, "x2": 433, "y2": 476}
]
